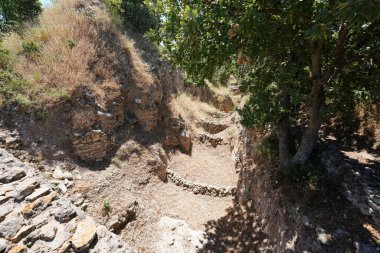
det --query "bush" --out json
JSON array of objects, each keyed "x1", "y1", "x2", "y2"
[
  {"x1": 0, "y1": 43, "x2": 12, "y2": 69},
  {"x1": 21, "y1": 41, "x2": 40, "y2": 58},
  {"x1": 120, "y1": 0, "x2": 159, "y2": 33},
  {"x1": 0, "y1": 70, "x2": 32, "y2": 109}
]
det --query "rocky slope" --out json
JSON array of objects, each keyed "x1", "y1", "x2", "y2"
[{"x1": 0, "y1": 148, "x2": 134, "y2": 253}]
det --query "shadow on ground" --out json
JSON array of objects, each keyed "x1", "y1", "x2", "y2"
[{"x1": 200, "y1": 198, "x2": 273, "y2": 253}]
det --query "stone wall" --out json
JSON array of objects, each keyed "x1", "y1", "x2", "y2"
[
  {"x1": 232, "y1": 127, "x2": 302, "y2": 253},
  {"x1": 0, "y1": 148, "x2": 135, "y2": 252},
  {"x1": 166, "y1": 169, "x2": 236, "y2": 197},
  {"x1": 72, "y1": 130, "x2": 108, "y2": 162}
]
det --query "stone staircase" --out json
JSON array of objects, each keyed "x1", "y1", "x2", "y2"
[{"x1": 0, "y1": 148, "x2": 135, "y2": 253}]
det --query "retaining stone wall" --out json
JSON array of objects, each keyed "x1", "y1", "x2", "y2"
[{"x1": 166, "y1": 169, "x2": 236, "y2": 197}]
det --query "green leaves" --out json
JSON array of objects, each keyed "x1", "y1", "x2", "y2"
[
  {"x1": 0, "y1": 0, "x2": 42, "y2": 32},
  {"x1": 147, "y1": 0, "x2": 380, "y2": 133}
]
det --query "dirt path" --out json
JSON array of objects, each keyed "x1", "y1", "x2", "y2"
[
  {"x1": 68, "y1": 110, "x2": 246, "y2": 252},
  {"x1": 168, "y1": 142, "x2": 238, "y2": 187}
]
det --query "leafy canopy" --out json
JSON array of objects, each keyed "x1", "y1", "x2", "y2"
[
  {"x1": 147, "y1": 0, "x2": 380, "y2": 130},
  {"x1": 0, "y1": 0, "x2": 42, "y2": 32}
]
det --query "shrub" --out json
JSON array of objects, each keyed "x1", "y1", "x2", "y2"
[
  {"x1": 103, "y1": 200, "x2": 111, "y2": 213},
  {"x1": 258, "y1": 136, "x2": 278, "y2": 162},
  {"x1": 111, "y1": 157, "x2": 123, "y2": 168},
  {"x1": 20, "y1": 41, "x2": 40, "y2": 58},
  {"x1": 0, "y1": 70, "x2": 32, "y2": 109}
]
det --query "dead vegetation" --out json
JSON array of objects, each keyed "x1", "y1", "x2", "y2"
[
  {"x1": 169, "y1": 93, "x2": 218, "y2": 132},
  {"x1": 0, "y1": 0, "x2": 154, "y2": 109}
]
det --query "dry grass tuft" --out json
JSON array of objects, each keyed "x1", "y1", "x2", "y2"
[
  {"x1": 1, "y1": 0, "x2": 154, "y2": 108},
  {"x1": 169, "y1": 93, "x2": 219, "y2": 132}
]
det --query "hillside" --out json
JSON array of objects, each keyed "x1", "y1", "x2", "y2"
[{"x1": 0, "y1": 0, "x2": 379, "y2": 252}]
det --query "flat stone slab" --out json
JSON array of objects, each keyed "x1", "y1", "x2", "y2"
[{"x1": 72, "y1": 218, "x2": 97, "y2": 252}]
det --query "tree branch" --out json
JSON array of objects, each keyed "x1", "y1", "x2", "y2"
[{"x1": 322, "y1": 23, "x2": 350, "y2": 85}]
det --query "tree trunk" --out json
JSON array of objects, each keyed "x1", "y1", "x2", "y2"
[{"x1": 290, "y1": 40, "x2": 324, "y2": 165}]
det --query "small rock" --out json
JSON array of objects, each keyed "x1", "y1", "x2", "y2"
[
  {"x1": 14, "y1": 177, "x2": 40, "y2": 202},
  {"x1": 71, "y1": 218, "x2": 97, "y2": 252},
  {"x1": 53, "y1": 167, "x2": 64, "y2": 179},
  {"x1": 8, "y1": 244, "x2": 27, "y2": 253},
  {"x1": 58, "y1": 183, "x2": 67, "y2": 194},
  {"x1": 315, "y1": 226, "x2": 333, "y2": 245},
  {"x1": 62, "y1": 172, "x2": 73, "y2": 181},
  {"x1": 0, "y1": 215, "x2": 25, "y2": 239},
  {"x1": 302, "y1": 216, "x2": 310, "y2": 227},
  {"x1": 25, "y1": 185, "x2": 51, "y2": 202},
  {"x1": 39, "y1": 223, "x2": 57, "y2": 241},
  {"x1": 179, "y1": 129, "x2": 192, "y2": 153},
  {"x1": 333, "y1": 228, "x2": 345, "y2": 237},
  {"x1": 58, "y1": 241, "x2": 71, "y2": 253},
  {"x1": 10, "y1": 225, "x2": 35, "y2": 243},
  {"x1": 0, "y1": 168, "x2": 26, "y2": 183},
  {"x1": 55, "y1": 202, "x2": 77, "y2": 223}
]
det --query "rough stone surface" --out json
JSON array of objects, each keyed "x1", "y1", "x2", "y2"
[
  {"x1": 0, "y1": 167, "x2": 26, "y2": 183},
  {"x1": 0, "y1": 148, "x2": 135, "y2": 252},
  {"x1": 213, "y1": 94, "x2": 234, "y2": 112},
  {"x1": 71, "y1": 218, "x2": 97, "y2": 252},
  {"x1": 198, "y1": 119, "x2": 229, "y2": 134},
  {"x1": 157, "y1": 216, "x2": 205, "y2": 253},
  {"x1": 72, "y1": 130, "x2": 108, "y2": 162},
  {"x1": 179, "y1": 129, "x2": 192, "y2": 153},
  {"x1": 55, "y1": 202, "x2": 77, "y2": 223},
  {"x1": 320, "y1": 147, "x2": 380, "y2": 228},
  {"x1": 0, "y1": 214, "x2": 25, "y2": 239},
  {"x1": 0, "y1": 238, "x2": 8, "y2": 252},
  {"x1": 167, "y1": 169, "x2": 236, "y2": 197}
]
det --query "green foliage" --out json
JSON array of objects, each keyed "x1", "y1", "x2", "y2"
[
  {"x1": 0, "y1": 69, "x2": 32, "y2": 109},
  {"x1": 258, "y1": 137, "x2": 278, "y2": 162},
  {"x1": 0, "y1": 43, "x2": 12, "y2": 69},
  {"x1": 21, "y1": 41, "x2": 40, "y2": 58},
  {"x1": 102, "y1": 0, "x2": 158, "y2": 33},
  {"x1": 147, "y1": 0, "x2": 380, "y2": 164},
  {"x1": 111, "y1": 157, "x2": 123, "y2": 168},
  {"x1": 103, "y1": 200, "x2": 111, "y2": 213},
  {"x1": 0, "y1": 0, "x2": 42, "y2": 32},
  {"x1": 121, "y1": 0, "x2": 158, "y2": 33},
  {"x1": 67, "y1": 39, "x2": 77, "y2": 49}
]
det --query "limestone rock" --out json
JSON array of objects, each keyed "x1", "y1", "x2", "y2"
[
  {"x1": 0, "y1": 168, "x2": 26, "y2": 183},
  {"x1": 0, "y1": 203, "x2": 13, "y2": 222},
  {"x1": 316, "y1": 226, "x2": 332, "y2": 245},
  {"x1": 107, "y1": 201, "x2": 138, "y2": 234},
  {"x1": 39, "y1": 223, "x2": 57, "y2": 241},
  {"x1": 53, "y1": 167, "x2": 64, "y2": 180},
  {"x1": 55, "y1": 202, "x2": 77, "y2": 223},
  {"x1": 8, "y1": 244, "x2": 27, "y2": 253},
  {"x1": 157, "y1": 216, "x2": 205, "y2": 253},
  {"x1": 72, "y1": 218, "x2": 97, "y2": 252},
  {"x1": 10, "y1": 225, "x2": 35, "y2": 243},
  {"x1": 25, "y1": 185, "x2": 51, "y2": 202},
  {"x1": 21, "y1": 191, "x2": 58, "y2": 218},
  {"x1": 179, "y1": 129, "x2": 192, "y2": 153},
  {"x1": 0, "y1": 214, "x2": 25, "y2": 239},
  {"x1": 198, "y1": 119, "x2": 229, "y2": 134},
  {"x1": 0, "y1": 238, "x2": 9, "y2": 252},
  {"x1": 14, "y1": 177, "x2": 40, "y2": 202},
  {"x1": 0, "y1": 195, "x2": 11, "y2": 205}
]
